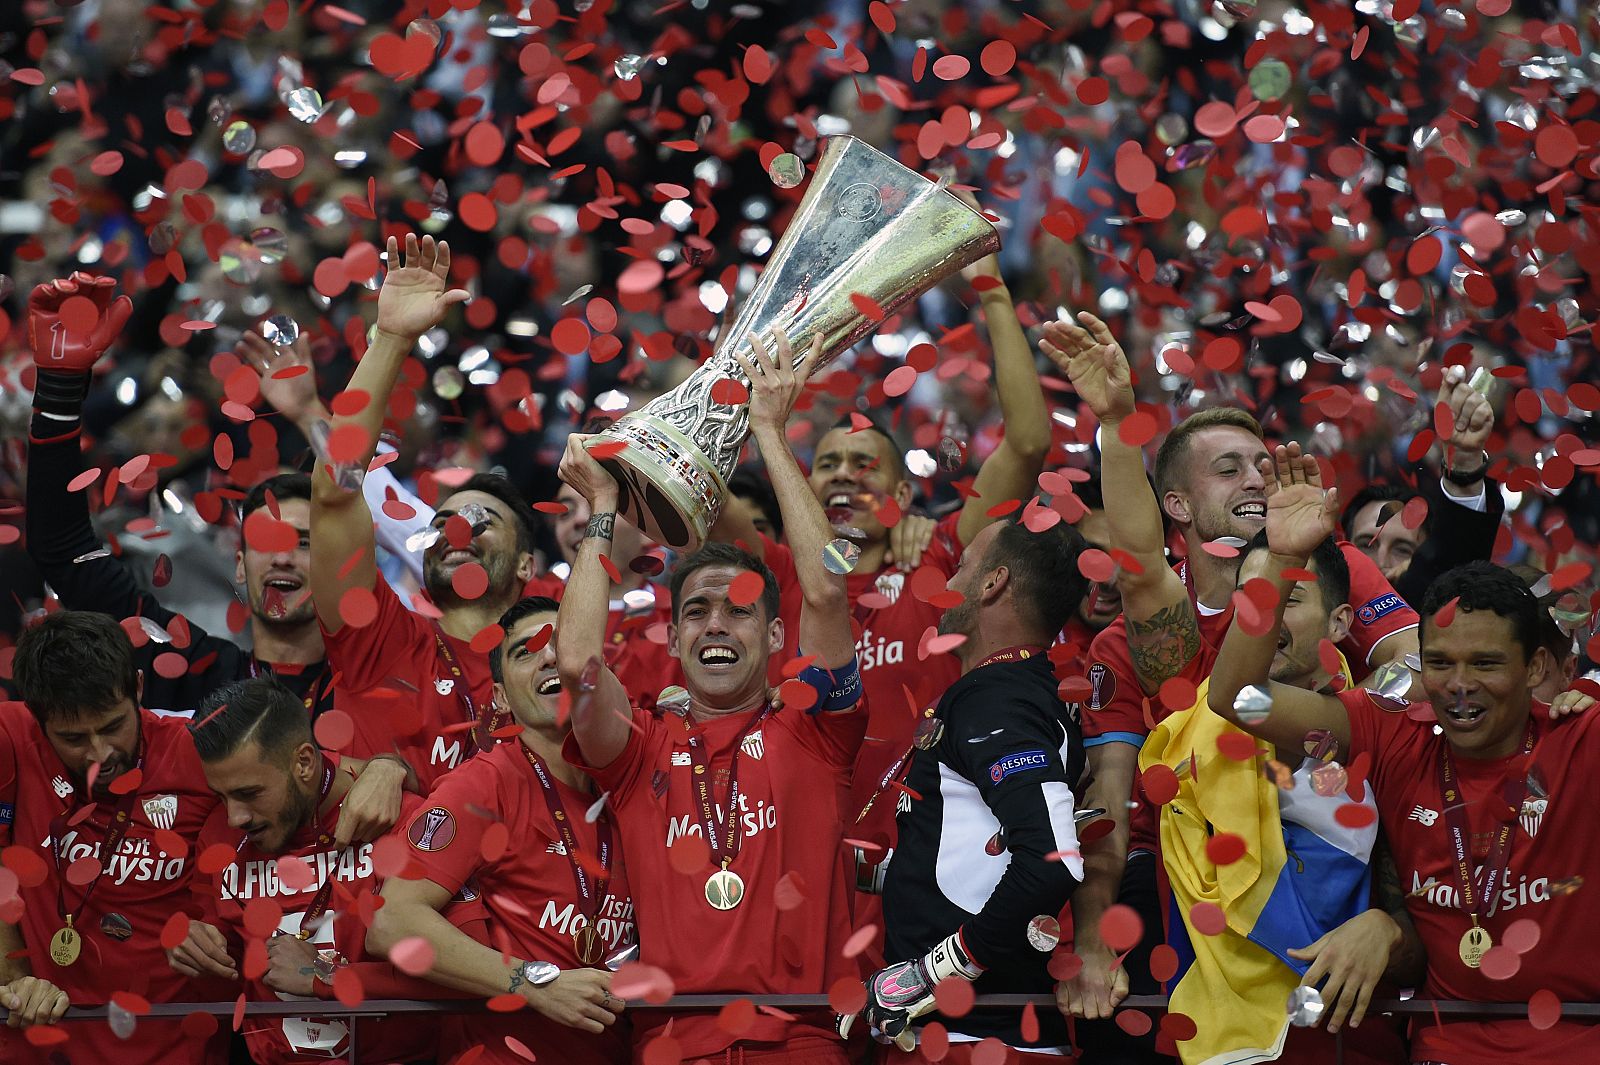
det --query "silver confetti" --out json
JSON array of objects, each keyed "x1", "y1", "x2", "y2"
[
  {"x1": 1026, "y1": 915, "x2": 1062, "y2": 952},
  {"x1": 1287, "y1": 985, "x2": 1324, "y2": 1027},
  {"x1": 1233, "y1": 684, "x2": 1273, "y2": 725}
]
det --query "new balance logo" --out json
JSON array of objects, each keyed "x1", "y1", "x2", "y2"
[
  {"x1": 1408, "y1": 806, "x2": 1439, "y2": 826},
  {"x1": 671, "y1": 751, "x2": 691, "y2": 767},
  {"x1": 51, "y1": 776, "x2": 73, "y2": 799}
]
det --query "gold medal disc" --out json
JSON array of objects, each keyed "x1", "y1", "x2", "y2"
[
  {"x1": 704, "y1": 868, "x2": 746, "y2": 911},
  {"x1": 1459, "y1": 926, "x2": 1492, "y2": 968},
  {"x1": 50, "y1": 925, "x2": 81, "y2": 967}
]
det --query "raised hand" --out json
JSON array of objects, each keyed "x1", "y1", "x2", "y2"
[
  {"x1": 731, "y1": 330, "x2": 822, "y2": 438},
  {"x1": 1436, "y1": 366, "x2": 1494, "y2": 468},
  {"x1": 27, "y1": 272, "x2": 134, "y2": 372},
  {"x1": 376, "y1": 234, "x2": 470, "y2": 339},
  {"x1": 1262, "y1": 442, "x2": 1338, "y2": 560},
  {"x1": 1039, "y1": 311, "x2": 1136, "y2": 424},
  {"x1": 238, "y1": 328, "x2": 325, "y2": 428},
  {"x1": 558, "y1": 433, "x2": 621, "y2": 512},
  {"x1": 951, "y1": 189, "x2": 1002, "y2": 284}
]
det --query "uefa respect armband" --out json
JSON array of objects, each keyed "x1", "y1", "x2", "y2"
[{"x1": 796, "y1": 653, "x2": 862, "y2": 714}]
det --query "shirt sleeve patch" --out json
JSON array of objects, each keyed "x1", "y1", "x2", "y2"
[
  {"x1": 988, "y1": 749, "x2": 1050, "y2": 783},
  {"x1": 1356, "y1": 592, "x2": 1406, "y2": 625},
  {"x1": 0, "y1": 801, "x2": 13, "y2": 826},
  {"x1": 407, "y1": 807, "x2": 457, "y2": 851}
]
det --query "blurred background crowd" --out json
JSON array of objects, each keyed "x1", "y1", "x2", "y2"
[{"x1": 0, "y1": 0, "x2": 1595, "y2": 654}]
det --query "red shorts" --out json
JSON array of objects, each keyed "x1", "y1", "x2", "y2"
[{"x1": 645, "y1": 1035, "x2": 850, "y2": 1065}]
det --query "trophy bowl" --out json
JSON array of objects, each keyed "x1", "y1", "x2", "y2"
[{"x1": 595, "y1": 135, "x2": 1000, "y2": 550}]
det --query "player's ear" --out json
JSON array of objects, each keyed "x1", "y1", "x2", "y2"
[
  {"x1": 515, "y1": 551, "x2": 535, "y2": 585},
  {"x1": 1329, "y1": 603, "x2": 1354, "y2": 644},
  {"x1": 1525, "y1": 644, "x2": 1550, "y2": 695},
  {"x1": 492, "y1": 681, "x2": 508, "y2": 713},
  {"x1": 1163, "y1": 490, "x2": 1191, "y2": 527},
  {"x1": 768, "y1": 616, "x2": 784, "y2": 656},
  {"x1": 235, "y1": 550, "x2": 246, "y2": 586},
  {"x1": 666, "y1": 621, "x2": 681, "y2": 660}
]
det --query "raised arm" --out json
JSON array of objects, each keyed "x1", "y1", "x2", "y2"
[
  {"x1": 733, "y1": 334, "x2": 853, "y2": 669},
  {"x1": 1206, "y1": 443, "x2": 1352, "y2": 757},
  {"x1": 1041, "y1": 312, "x2": 1196, "y2": 693},
  {"x1": 553, "y1": 436, "x2": 635, "y2": 768},
  {"x1": 955, "y1": 218, "x2": 1051, "y2": 548},
  {"x1": 310, "y1": 235, "x2": 467, "y2": 636},
  {"x1": 240, "y1": 328, "x2": 433, "y2": 588}
]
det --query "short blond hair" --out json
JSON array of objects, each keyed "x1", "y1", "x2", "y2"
[{"x1": 1153, "y1": 407, "x2": 1264, "y2": 498}]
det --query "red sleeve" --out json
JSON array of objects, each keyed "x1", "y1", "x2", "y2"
[
  {"x1": 779, "y1": 696, "x2": 870, "y2": 769},
  {"x1": 1080, "y1": 625, "x2": 1150, "y2": 746},
  {"x1": 190, "y1": 806, "x2": 234, "y2": 924},
  {"x1": 0, "y1": 704, "x2": 21, "y2": 847},
  {"x1": 398, "y1": 757, "x2": 502, "y2": 896},
  {"x1": 562, "y1": 712, "x2": 661, "y2": 803},
  {"x1": 322, "y1": 570, "x2": 435, "y2": 693},
  {"x1": 1339, "y1": 542, "x2": 1420, "y2": 665}
]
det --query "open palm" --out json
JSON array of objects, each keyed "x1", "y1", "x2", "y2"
[
  {"x1": 1264, "y1": 442, "x2": 1339, "y2": 558},
  {"x1": 1039, "y1": 312, "x2": 1135, "y2": 422},
  {"x1": 376, "y1": 233, "x2": 470, "y2": 338}
]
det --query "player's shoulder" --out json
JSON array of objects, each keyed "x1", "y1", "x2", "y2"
[{"x1": 946, "y1": 659, "x2": 1063, "y2": 732}]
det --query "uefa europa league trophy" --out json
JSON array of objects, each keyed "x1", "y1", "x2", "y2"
[{"x1": 594, "y1": 135, "x2": 1000, "y2": 550}]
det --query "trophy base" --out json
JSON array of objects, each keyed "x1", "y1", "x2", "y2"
[{"x1": 596, "y1": 415, "x2": 728, "y2": 552}]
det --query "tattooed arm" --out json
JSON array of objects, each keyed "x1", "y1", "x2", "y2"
[
  {"x1": 1126, "y1": 602, "x2": 1203, "y2": 694},
  {"x1": 1040, "y1": 313, "x2": 1196, "y2": 694},
  {"x1": 1373, "y1": 837, "x2": 1426, "y2": 985}
]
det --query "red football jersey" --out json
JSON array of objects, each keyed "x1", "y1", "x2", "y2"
[
  {"x1": 522, "y1": 574, "x2": 682, "y2": 712},
  {"x1": 400, "y1": 740, "x2": 634, "y2": 1065},
  {"x1": 1080, "y1": 545, "x2": 1418, "y2": 855},
  {"x1": 566, "y1": 699, "x2": 867, "y2": 1057},
  {"x1": 0, "y1": 702, "x2": 217, "y2": 1065},
  {"x1": 757, "y1": 517, "x2": 964, "y2": 826},
  {"x1": 324, "y1": 572, "x2": 494, "y2": 791},
  {"x1": 194, "y1": 791, "x2": 454, "y2": 1064},
  {"x1": 1344, "y1": 690, "x2": 1600, "y2": 1064}
]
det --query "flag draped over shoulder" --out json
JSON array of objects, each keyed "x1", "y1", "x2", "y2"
[{"x1": 1139, "y1": 660, "x2": 1377, "y2": 1065}]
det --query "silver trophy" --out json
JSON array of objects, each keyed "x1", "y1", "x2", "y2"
[{"x1": 594, "y1": 135, "x2": 1000, "y2": 549}]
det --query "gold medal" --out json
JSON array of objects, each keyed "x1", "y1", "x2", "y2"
[
  {"x1": 1459, "y1": 925, "x2": 1491, "y2": 968},
  {"x1": 50, "y1": 922, "x2": 81, "y2": 967},
  {"x1": 573, "y1": 924, "x2": 604, "y2": 966},
  {"x1": 704, "y1": 867, "x2": 746, "y2": 911}
]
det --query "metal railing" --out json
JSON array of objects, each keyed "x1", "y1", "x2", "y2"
[{"x1": 7, "y1": 995, "x2": 1594, "y2": 1063}]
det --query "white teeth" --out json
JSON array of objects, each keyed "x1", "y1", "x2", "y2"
[
  {"x1": 699, "y1": 647, "x2": 736, "y2": 663},
  {"x1": 536, "y1": 676, "x2": 562, "y2": 695},
  {"x1": 827, "y1": 494, "x2": 853, "y2": 508}
]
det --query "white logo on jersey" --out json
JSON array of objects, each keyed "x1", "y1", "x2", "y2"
[
  {"x1": 435, "y1": 678, "x2": 455, "y2": 696},
  {"x1": 547, "y1": 841, "x2": 567, "y2": 855},
  {"x1": 51, "y1": 776, "x2": 73, "y2": 799},
  {"x1": 741, "y1": 731, "x2": 765, "y2": 761},
  {"x1": 1520, "y1": 798, "x2": 1548, "y2": 839},
  {"x1": 431, "y1": 734, "x2": 464, "y2": 768},
  {"x1": 874, "y1": 571, "x2": 905, "y2": 604},
  {"x1": 143, "y1": 794, "x2": 178, "y2": 830},
  {"x1": 1408, "y1": 806, "x2": 1439, "y2": 827},
  {"x1": 671, "y1": 751, "x2": 692, "y2": 767},
  {"x1": 856, "y1": 627, "x2": 905, "y2": 671}
]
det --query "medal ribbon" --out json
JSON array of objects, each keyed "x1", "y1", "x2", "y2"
[
  {"x1": 249, "y1": 658, "x2": 336, "y2": 720},
  {"x1": 1437, "y1": 725, "x2": 1533, "y2": 925},
  {"x1": 50, "y1": 788, "x2": 140, "y2": 933},
  {"x1": 684, "y1": 705, "x2": 771, "y2": 867},
  {"x1": 433, "y1": 631, "x2": 496, "y2": 753},
  {"x1": 525, "y1": 747, "x2": 612, "y2": 925},
  {"x1": 293, "y1": 758, "x2": 343, "y2": 940}
]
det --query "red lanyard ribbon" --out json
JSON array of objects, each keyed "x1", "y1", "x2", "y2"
[
  {"x1": 1437, "y1": 725, "x2": 1533, "y2": 924},
  {"x1": 50, "y1": 743, "x2": 148, "y2": 930},
  {"x1": 683, "y1": 706, "x2": 770, "y2": 866},
  {"x1": 293, "y1": 758, "x2": 342, "y2": 940},
  {"x1": 249, "y1": 658, "x2": 335, "y2": 719},
  {"x1": 433, "y1": 631, "x2": 495, "y2": 753},
  {"x1": 525, "y1": 746, "x2": 612, "y2": 920}
]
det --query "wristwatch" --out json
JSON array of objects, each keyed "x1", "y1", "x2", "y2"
[{"x1": 520, "y1": 960, "x2": 561, "y2": 987}]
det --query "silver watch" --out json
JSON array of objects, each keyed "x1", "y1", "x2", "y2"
[{"x1": 520, "y1": 960, "x2": 561, "y2": 987}]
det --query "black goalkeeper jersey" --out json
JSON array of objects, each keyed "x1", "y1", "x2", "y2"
[{"x1": 883, "y1": 651, "x2": 1086, "y2": 1049}]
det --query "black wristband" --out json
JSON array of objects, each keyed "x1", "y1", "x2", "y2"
[
  {"x1": 1442, "y1": 452, "x2": 1490, "y2": 487},
  {"x1": 31, "y1": 368, "x2": 91, "y2": 417}
]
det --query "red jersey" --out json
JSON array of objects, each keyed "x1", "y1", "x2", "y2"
[
  {"x1": 324, "y1": 571, "x2": 493, "y2": 791},
  {"x1": 565, "y1": 699, "x2": 867, "y2": 1057},
  {"x1": 523, "y1": 575, "x2": 682, "y2": 712},
  {"x1": 193, "y1": 790, "x2": 463, "y2": 1064},
  {"x1": 758, "y1": 516, "x2": 964, "y2": 832},
  {"x1": 1344, "y1": 690, "x2": 1600, "y2": 1064},
  {"x1": 1081, "y1": 545, "x2": 1418, "y2": 855},
  {"x1": 399, "y1": 740, "x2": 634, "y2": 1065},
  {"x1": 0, "y1": 703, "x2": 217, "y2": 1065}
]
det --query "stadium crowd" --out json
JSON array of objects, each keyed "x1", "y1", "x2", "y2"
[{"x1": 0, "y1": 1, "x2": 1598, "y2": 1064}]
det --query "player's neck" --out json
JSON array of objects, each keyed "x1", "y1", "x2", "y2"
[
  {"x1": 958, "y1": 624, "x2": 1045, "y2": 674},
  {"x1": 315, "y1": 761, "x2": 353, "y2": 826},
  {"x1": 518, "y1": 727, "x2": 589, "y2": 791},
  {"x1": 251, "y1": 618, "x2": 324, "y2": 666},
  {"x1": 1184, "y1": 536, "x2": 1241, "y2": 610},
  {"x1": 689, "y1": 689, "x2": 768, "y2": 721},
  {"x1": 855, "y1": 535, "x2": 890, "y2": 574},
  {"x1": 439, "y1": 592, "x2": 519, "y2": 643}
]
